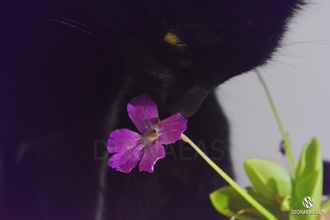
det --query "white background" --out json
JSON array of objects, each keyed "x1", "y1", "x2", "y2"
[{"x1": 216, "y1": 0, "x2": 330, "y2": 187}]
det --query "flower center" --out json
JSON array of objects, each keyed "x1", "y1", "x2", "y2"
[{"x1": 148, "y1": 132, "x2": 158, "y2": 141}]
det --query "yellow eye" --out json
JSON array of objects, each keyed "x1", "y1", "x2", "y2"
[{"x1": 164, "y1": 33, "x2": 185, "y2": 48}]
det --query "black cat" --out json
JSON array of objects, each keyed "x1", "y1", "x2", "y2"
[{"x1": 0, "y1": 1, "x2": 307, "y2": 220}]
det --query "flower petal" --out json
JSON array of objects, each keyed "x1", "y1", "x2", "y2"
[
  {"x1": 107, "y1": 129, "x2": 144, "y2": 173},
  {"x1": 139, "y1": 142, "x2": 165, "y2": 173},
  {"x1": 157, "y1": 113, "x2": 187, "y2": 145},
  {"x1": 108, "y1": 129, "x2": 141, "y2": 153},
  {"x1": 108, "y1": 145, "x2": 144, "y2": 173},
  {"x1": 127, "y1": 94, "x2": 159, "y2": 134}
]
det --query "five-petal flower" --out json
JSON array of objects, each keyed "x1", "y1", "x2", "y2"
[{"x1": 107, "y1": 94, "x2": 188, "y2": 173}]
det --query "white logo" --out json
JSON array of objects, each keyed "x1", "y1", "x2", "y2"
[{"x1": 302, "y1": 197, "x2": 314, "y2": 209}]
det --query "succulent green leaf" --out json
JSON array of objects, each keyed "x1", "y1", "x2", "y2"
[
  {"x1": 210, "y1": 186, "x2": 260, "y2": 220},
  {"x1": 247, "y1": 188, "x2": 290, "y2": 220},
  {"x1": 291, "y1": 138, "x2": 323, "y2": 220},
  {"x1": 295, "y1": 138, "x2": 322, "y2": 178},
  {"x1": 244, "y1": 159, "x2": 292, "y2": 201},
  {"x1": 281, "y1": 195, "x2": 291, "y2": 212}
]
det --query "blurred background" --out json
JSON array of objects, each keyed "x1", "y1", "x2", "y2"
[{"x1": 216, "y1": 0, "x2": 330, "y2": 187}]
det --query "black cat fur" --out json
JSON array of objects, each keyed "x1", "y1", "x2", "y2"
[{"x1": 3, "y1": 1, "x2": 327, "y2": 220}]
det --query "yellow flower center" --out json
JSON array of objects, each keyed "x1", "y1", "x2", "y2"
[{"x1": 148, "y1": 132, "x2": 158, "y2": 141}]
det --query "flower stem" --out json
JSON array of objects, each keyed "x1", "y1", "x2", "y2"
[
  {"x1": 181, "y1": 133, "x2": 276, "y2": 220},
  {"x1": 255, "y1": 69, "x2": 297, "y2": 180}
]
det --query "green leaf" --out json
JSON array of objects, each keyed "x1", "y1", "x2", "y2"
[
  {"x1": 290, "y1": 171, "x2": 323, "y2": 220},
  {"x1": 295, "y1": 138, "x2": 322, "y2": 177},
  {"x1": 291, "y1": 138, "x2": 323, "y2": 220},
  {"x1": 247, "y1": 188, "x2": 290, "y2": 220},
  {"x1": 244, "y1": 159, "x2": 292, "y2": 201},
  {"x1": 210, "y1": 186, "x2": 262, "y2": 219}
]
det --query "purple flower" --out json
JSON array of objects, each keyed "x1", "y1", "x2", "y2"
[{"x1": 107, "y1": 94, "x2": 188, "y2": 173}]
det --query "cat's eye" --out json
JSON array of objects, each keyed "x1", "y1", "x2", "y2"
[{"x1": 164, "y1": 32, "x2": 185, "y2": 50}]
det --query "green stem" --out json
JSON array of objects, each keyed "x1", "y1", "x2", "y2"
[
  {"x1": 181, "y1": 133, "x2": 276, "y2": 220},
  {"x1": 255, "y1": 69, "x2": 297, "y2": 180}
]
